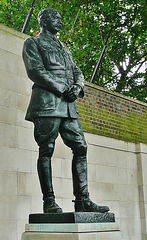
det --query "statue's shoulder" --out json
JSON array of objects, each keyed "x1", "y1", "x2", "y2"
[{"x1": 24, "y1": 36, "x2": 39, "y2": 46}]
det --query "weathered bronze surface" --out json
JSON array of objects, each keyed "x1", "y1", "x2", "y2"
[
  {"x1": 22, "y1": 8, "x2": 110, "y2": 215},
  {"x1": 29, "y1": 212, "x2": 115, "y2": 224}
]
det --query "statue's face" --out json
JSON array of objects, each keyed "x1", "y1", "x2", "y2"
[{"x1": 45, "y1": 12, "x2": 62, "y2": 34}]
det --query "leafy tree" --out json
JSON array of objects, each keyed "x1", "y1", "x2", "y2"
[{"x1": 0, "y1": 0, "x2": 146, "y2": 102}]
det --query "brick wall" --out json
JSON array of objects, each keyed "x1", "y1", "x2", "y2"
[{"x1": 77, "y1": 82, "x2": 147, "y2": 144}]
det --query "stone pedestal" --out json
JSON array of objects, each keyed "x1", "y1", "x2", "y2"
[{"x1": 22, "y1": 222, "x2": 123, "y2": 240}]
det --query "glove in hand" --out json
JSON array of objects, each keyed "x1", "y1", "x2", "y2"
[{"x1": 64, "y1": 85, "x2": 81, "y2": 102}]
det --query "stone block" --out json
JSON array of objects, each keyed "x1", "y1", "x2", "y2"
[
  {"x1": 127, "y1": 169, "x2": 138, "y2": 185},
  {"x1": 55, "y1": 198, "x2": 63, "y2": 210},
  {"x1": 98, "y1": 231, "x2": 123, "y2": 240},
  {"x1": 0, "y1": 170, "x2": 17, "y2": 195},
  {"x1": 53, "y1": 136, "x2": 72, "y2": 159},
  {"x1": 18, "y1": 109, "x2": 31, "y2": 128},
  {"x1": 131, "y1": 201, "x2": 141, "y2": 217},
  {"x1": 117, "y1": 168, "x2": 128, "y2": 184},
  {"x1": 18, "y1": 172, "x2": 41, "y2": 196},
  {"x1": 138, "y1": 171, "x2": 145, "y2": 189},
  {"x1": 17, "y1": 172, "x2": 27, "y2": 196},
  {"x1": 114, "y1": 184, "x2": 137, "y2": 202},
  {"x1": 141, "y1": 164, "x2": 147, "y2": 188},
  {"x1": 0, "y1": 146, "x2": 17, "y2": 170},
  {"x1": 127, "y1": 155, "x2": 137, "y2": 170},
  {"x1": 17, "y1": 148, "x2": 31, "y2": 172},
  {"x1": 22, "y1": 231, "x2": 123, "y2": 240},
  {"x1": 17, "y1": 93, "x2": 30, "y2": 111},
  {"x1": 30, "y1": 150, "x2": 38, "y2": 173},
  {"x1": 22, "y1": 223, "x2": 123, "y2": 240},
  {"x1": 143, "y1": 186, "x2": 147, "y2": 202},
  {"x1": 0, "y1": 68, "x2": 31, "y2": 96},
  {"x1": 52, "y1": 177, "x2": 73, "y2": 199},
  {"x1": 85, "y1": 132, "x2": 135, "y2": 153},
  {"x1": 86, "y1": 181, "x2": 101, "y2": 201},
  {"x1": 144, "y1": 231, "x2": 147, "y2": 240},
  {"x1": 17, "y1": 126, "x2": 37, "y2": 151},
  {"x1": 89, "y1": 182, "x2": 117, "y2": 202},
  {"x1": 30, "y1": 197, "x2": 42, "y2": 213},
  {"x1": 0, "y1": 146, "x2": 31, "y2": 172},
  {"x1": 17, "y1": 220, "x2": 26, "y2": 240},
  {"x1": 138, "y1": 143, "x2": 147, "y2": 154},
  {"x1": 0, "y1": 105, "x2": 17, "y2": 125},
  {"x1": 96, "y1": 165, "x2": 117, "y2": 184},
  {"x1": 62, "y1": 198, "x2": 74, "y2": 212},
  {"x1": 16, "y1": 75, "x2": 32, "y2": 96},
  {"x1": 117, "y1": 154, "x2": 128, "y2": 169},
  {"x1": 140, "y1": 218, "x2": 147, "y2": 234},
  {"x1": 120, "y1": 216, "x2": 142, "y2": 238},
  {"x1": 119, "y1": 202, "x2": 135, "y2": 219},
  {"x1": 139, "y1": 185, "x2": 145, "y2": 202},
  {"x1": 0, "y1": 69, "x2": 17, "y2": 92},
  {"x1": 0, "y1": 26, "x2": 25, "y2": 55},
  {"x1": 0, "y1": 220, "x2": 17, "y2": 240},
  {"x1": 139, "y1": 202, "x2": 146, "y2": 218},
  {"x1": 88, "y1": 163, "x2": 97, "y2": 182},
  {"x1": 128, "y1": 217, "x2": 141, "y2": 235},
  {"x1": 0, "y1": 195, "x2": 30, "y2": 220},
  {"x1": 52, "y1": 157, "x2": 62, "y2": 178},
  {"x1": 61, "y1": 158, "x2": 72, "y2": 179},
  {"x1": 26, "y1": 222, "x2": 120, "y2": 232},
  {"x1": 119, "y1": 217, "x2": 129, "y2": 237},
  {"x1": 2, "y1": 123, "x2": 18, "y2": 148},
  {"x1": 17, "y1": 56, "x2": 28, "y2": 78},
  {"x1": 104, "y1": 200, "x2": 120, "y2": 219},
  {"x1": 0, "y1": 88, "x2": 18, "y2": 108},
  {"x1": 118, "y1": 151, "x2": 136, "y2": 169},
  {"x1": 131, "y1": 185, "x2": 140, "y2": 201},
  {"x1": 0, "y1": 49, "x2": 18, "y2": 74},
  {"x1": 87, "y1": 144, "x2": 118, "y2": 167},
  {"x1": 22, "y1": 232, "x2": 79, "y2": 240},
  {"x1": 0, "y1": 123, "x2": 4, "y2": 146},
  {"x1": 130, "y1": 234, "x2": 142, "y2": 240}
]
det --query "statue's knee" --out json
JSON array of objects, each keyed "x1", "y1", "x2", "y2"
[
  {"x1": 74, "y1": 143, "x2": 87, "y2": 157},
  {"x1": 39, "y1": 143, "x2": 54, "y2": 158}
]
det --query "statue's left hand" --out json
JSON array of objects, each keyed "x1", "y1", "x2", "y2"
[{"x1": 64, "y1": 85, "x2": 81, "y2": 102}]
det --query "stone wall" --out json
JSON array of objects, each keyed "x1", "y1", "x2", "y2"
[{"x1": 0, "y1": 24, "x2": 147, "y2": 240}]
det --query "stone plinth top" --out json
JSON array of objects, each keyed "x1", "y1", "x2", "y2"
[
  {"x1": 25, "y1": 222, "x2": 119, "y2": 233},
  {"x1": 22, "y1": 222, "x2": 123, "y2": 240}
]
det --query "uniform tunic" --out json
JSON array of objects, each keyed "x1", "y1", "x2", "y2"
[{"x1": 22, "y1": 31, "x2": 85, "y2": 121}]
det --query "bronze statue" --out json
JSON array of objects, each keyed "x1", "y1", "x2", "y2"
[{"x1": 22, "y1": 8, "x2": 109, "y2": 214}]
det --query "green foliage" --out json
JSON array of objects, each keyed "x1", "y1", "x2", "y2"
[{"x1": 1, "y1": 0, "x2": 147, "y2": 102}]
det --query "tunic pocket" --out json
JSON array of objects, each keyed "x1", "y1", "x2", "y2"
[
  {"x1": 45, "y1": 50, "x2": 62, "y2": 66},
  {"x1": 41, "y1": 89, "x2": 55, "y2": 110},
  {"x1": 31, "y1": 87, "x2": 56, "y2": 111}
]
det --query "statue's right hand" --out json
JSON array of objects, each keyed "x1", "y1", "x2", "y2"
[{"x1": 63, "y1": 86, "x2": 77, "y2": 102}]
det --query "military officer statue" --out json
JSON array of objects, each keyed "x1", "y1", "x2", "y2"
[{"x1": 22, "y1": 8, "x2": 109, "y2": 214}]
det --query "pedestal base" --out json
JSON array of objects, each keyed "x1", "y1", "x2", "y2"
[
  {"x1": 22, "y1": 223, "x2": 123, "y2": 240},
  {"x1": 29, "y1": 212, "x2": 115, "y2": 223}
]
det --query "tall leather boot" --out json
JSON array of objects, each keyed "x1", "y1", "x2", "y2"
[
  {"x1": 72, "y1": 155, "x2": 109, "y2": 213},
  {"x1": 72, "y1": 155, "x2": 89, "y2": 199},
  {"x1": 37, "y1": 157, "x2": 62, "y2": 213}
]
